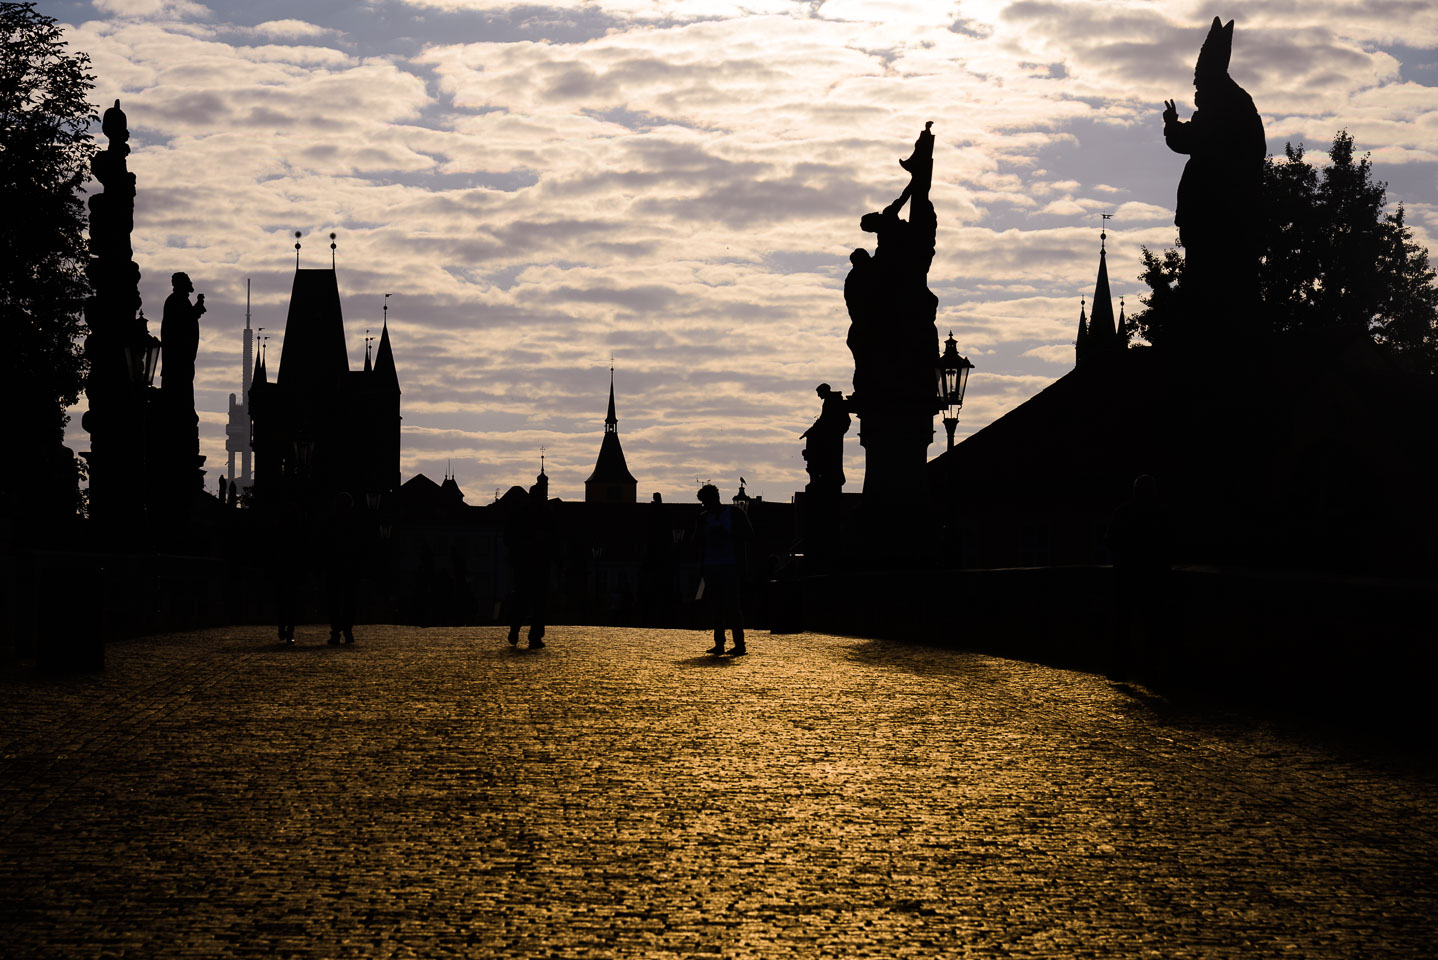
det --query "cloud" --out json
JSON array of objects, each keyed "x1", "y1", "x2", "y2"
[
  {"x1": 92, "y1": 0, "x2": 211, "y2": 19},
  {"x1": 60, "y1": 1, "x2": 1438, "y2": 503},
  {"x1": 249, "y1": 19, "x2": 336, "y2": 40}
]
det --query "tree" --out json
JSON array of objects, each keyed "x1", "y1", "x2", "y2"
[
  {"x1": 0, "y1": 2, "x2": 95, "y2": 520},
  {"x1": 1130, "y1": 131, "x2": 1438, "y2": 374}
]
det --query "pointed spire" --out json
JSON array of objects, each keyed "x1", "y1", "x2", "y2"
[
  {"x1": 374, "y1": 316, "x2": 399, "y2": 391},
  {"x1": 363, "y1": 329, "x2": 373, "y2": 373},
  {"x1": 253, "y1": 340, "x2": 267, "y2": 385},
  {"x1": 586, "y1": 365, "x2": 637, "y2": 502},
  {"x1": 1075, "y1": 296, "x2": 1089, "y2": 361},
  {"x1": 605, "y1": 365, "x2": 617, "y2": 434},
  {"x1": 1087, "y1": 228, "x2": 1117, "y2": 348},
  {"x1": 1116, "y1": 296, "x2": 1129, "y2": 345}
]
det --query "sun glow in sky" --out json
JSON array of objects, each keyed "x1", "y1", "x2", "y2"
[{"x1": 51, "y1": 0, "x2": 1438, "y2": 502}]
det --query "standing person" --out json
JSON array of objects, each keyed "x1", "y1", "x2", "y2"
[
  {"x1": 695, "y1": 484, "x2": 753, "y2": 656},
  {"x1": 270, "y1": 491, "x2": 304, "y2": 645},
  {"x1": 505, "y1": 478, "x2": 557, "y2": 649},
  {"x1": 324, "y1": 490, "x2": 360, "y2": 645}
]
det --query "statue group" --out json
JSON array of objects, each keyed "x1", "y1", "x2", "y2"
[{"x1": 845, "y1": 121, "x2": 941, "y2": 416}]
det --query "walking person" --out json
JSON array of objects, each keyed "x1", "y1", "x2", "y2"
[{"x1": 695, "y1": 484, "x2": 753, "y2": 656}]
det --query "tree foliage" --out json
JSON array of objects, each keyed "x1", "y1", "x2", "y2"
[
  {"x1": 1, "y1": 2, "x2": 94, "y2": 433},
  {"x1": 1131, "y1": 131, "x2": 1438, "y2": 374}
]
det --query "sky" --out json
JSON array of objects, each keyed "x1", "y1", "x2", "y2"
[{"x1": 49, "y1": 0, "x2": 1438, "y2": 504}]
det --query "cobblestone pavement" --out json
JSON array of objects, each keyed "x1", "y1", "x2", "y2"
[{"x1": 3, "y1": 625, "x2": 1437, "y2": 959}]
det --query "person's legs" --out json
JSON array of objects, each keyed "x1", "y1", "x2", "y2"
[
  {"x1": 727, "y1": 571, "x2": 746, "y2": 655},
  {"x1": 705, "y1": 567, "x2": 732, "y2": 654},
  {"x1": 508, "y1": 566, "x2": 527, "y2": 645},
  {"x1": 528, "y1": 563, "x2": 548, "y2": 648}
]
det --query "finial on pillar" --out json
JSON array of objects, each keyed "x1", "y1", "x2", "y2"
[
  {"x1": 294, "y1": 231, "x2": 301, "y2": 268},
  {"x1": 329, "y1": 232, "x2": 337, "y2": 269}
]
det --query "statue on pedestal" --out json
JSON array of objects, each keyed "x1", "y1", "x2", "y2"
[{"x1": 840, "y1": 123, "x2": 945, "y2": 566}]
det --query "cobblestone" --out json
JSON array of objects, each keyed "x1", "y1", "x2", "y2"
[{"x1": 2, "y1": 625, "x2": 1436, "y2": 958}]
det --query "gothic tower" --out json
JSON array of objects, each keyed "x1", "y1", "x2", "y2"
[{"x1": 248, "y1": 237, "x2": 401, "y2": 501}]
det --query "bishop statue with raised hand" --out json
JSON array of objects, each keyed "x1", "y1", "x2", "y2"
[{"x1": 1162, "y1": 17, "x2": 1266, "y2": 311}]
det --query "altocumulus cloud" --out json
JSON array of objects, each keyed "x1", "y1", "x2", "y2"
[{"x1": 58, "y1": 0, "x2": 1438, "y2": 501}]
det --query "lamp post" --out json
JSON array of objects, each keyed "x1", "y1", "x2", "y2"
[{"x1": 936, "y1": 332, "x2": 974, "y2": 452}]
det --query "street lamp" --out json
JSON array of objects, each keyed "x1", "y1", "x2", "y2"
[
  {"x1": 289, "y1": 439, "x2": 316, "y2": 479},
  {"x1": 937, "y1": 332, "x2": 973, "y2": 452},
  {"x1": 122, "y1": 329, "x2": 163, "y2": 386}
]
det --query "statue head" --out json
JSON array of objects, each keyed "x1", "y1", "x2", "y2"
[
  {"x1": 171, "y1": 272, "x2": 193, "y2": 294},
  {"x1": 1194, "y1": 16, "x2": 1233, "y2": 86},
  {"x1": 850, "y1": 248, "x2": 871, "y2": 267},
  {"x1": 101, "y1": 99, "x2": 129, "y2": 146},
  {"x1": 860, "y1": 212, "x2": 884, "y2": 234},
  {"x1": 816, "y1": 383, "x2": 832, "y2": 398},
  {"x1": 696, "y1": 483, "x2": 720, "y2": 509}
]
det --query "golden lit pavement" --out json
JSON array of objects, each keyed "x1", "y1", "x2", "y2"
[{"x1": 2, "y1": 625, "x2": 1436, "y2": 958}]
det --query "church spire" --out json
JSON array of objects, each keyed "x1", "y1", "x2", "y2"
[
  {"x1": 605, "y1": 365, "x2": 617, "y2": 434},
  {"x1": 1076, "y1": 220, "x2": 1121, "y2": 365},
  {"x1": 585, "y1": 365, "x2": 637, "y2": 503},
  {"x1": 1075, "y1": 297, "x2": 1089, "y2": 363},
  {"x1": 1087, "y1": 227, "x2": 1117, "y2": 344},
  {"x1": 374, "y1": 295, "x2": 399, "y2": 391}
]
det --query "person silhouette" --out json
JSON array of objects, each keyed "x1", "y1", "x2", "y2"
[
  {"x1": 504, "y1": 478, "x2": 556, "y2": 649},
  {"x1": 324, "y1": 490, "x2": 360, "y2": 645},
  {"x1": 695, "y1": 483, "x2": 753, "y2": 656}
]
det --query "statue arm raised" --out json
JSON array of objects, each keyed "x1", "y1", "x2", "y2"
[{"x1": 1163, "y1": 99, "x2": 1197, "y2": 154}]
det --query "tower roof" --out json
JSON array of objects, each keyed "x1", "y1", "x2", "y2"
[
  {"x1": 605, "y1": 367, "x2": 617, "y2": 428},
  {"x1": 374, "y1": 318, "x2": 399, "y2": 391},
  {"x1": 586, "y1": 432, "x2": 638, "y2": 487},
  {"x1": 277, "y1": 268, "x2": 348, "y2": 387},
  {"x1": 1087, "y1": 238, "x2": 1117, "y2": 344},
  {"x1": 585, "y1": 368, "x2": 637, "y2": 497}
]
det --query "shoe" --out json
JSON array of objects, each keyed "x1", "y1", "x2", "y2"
[
  {"x1": 343, "y1": 631, "x2": 355, "y2": 645},
  {"x1": 527, "y1": 638, "x2": 545, "y2": 649},
  {"x1": 706, "y1": 644, "x2": 725, "y2": 655},
  {"x1": 507, "y1": 632, "x2": 520, "y2": 646},
  {"x1": 729, "y1": 645, "x2": 748, "y2": 657},
  {"x1": 328, "y1": 632, "x2": 341, "y2": 645}
]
